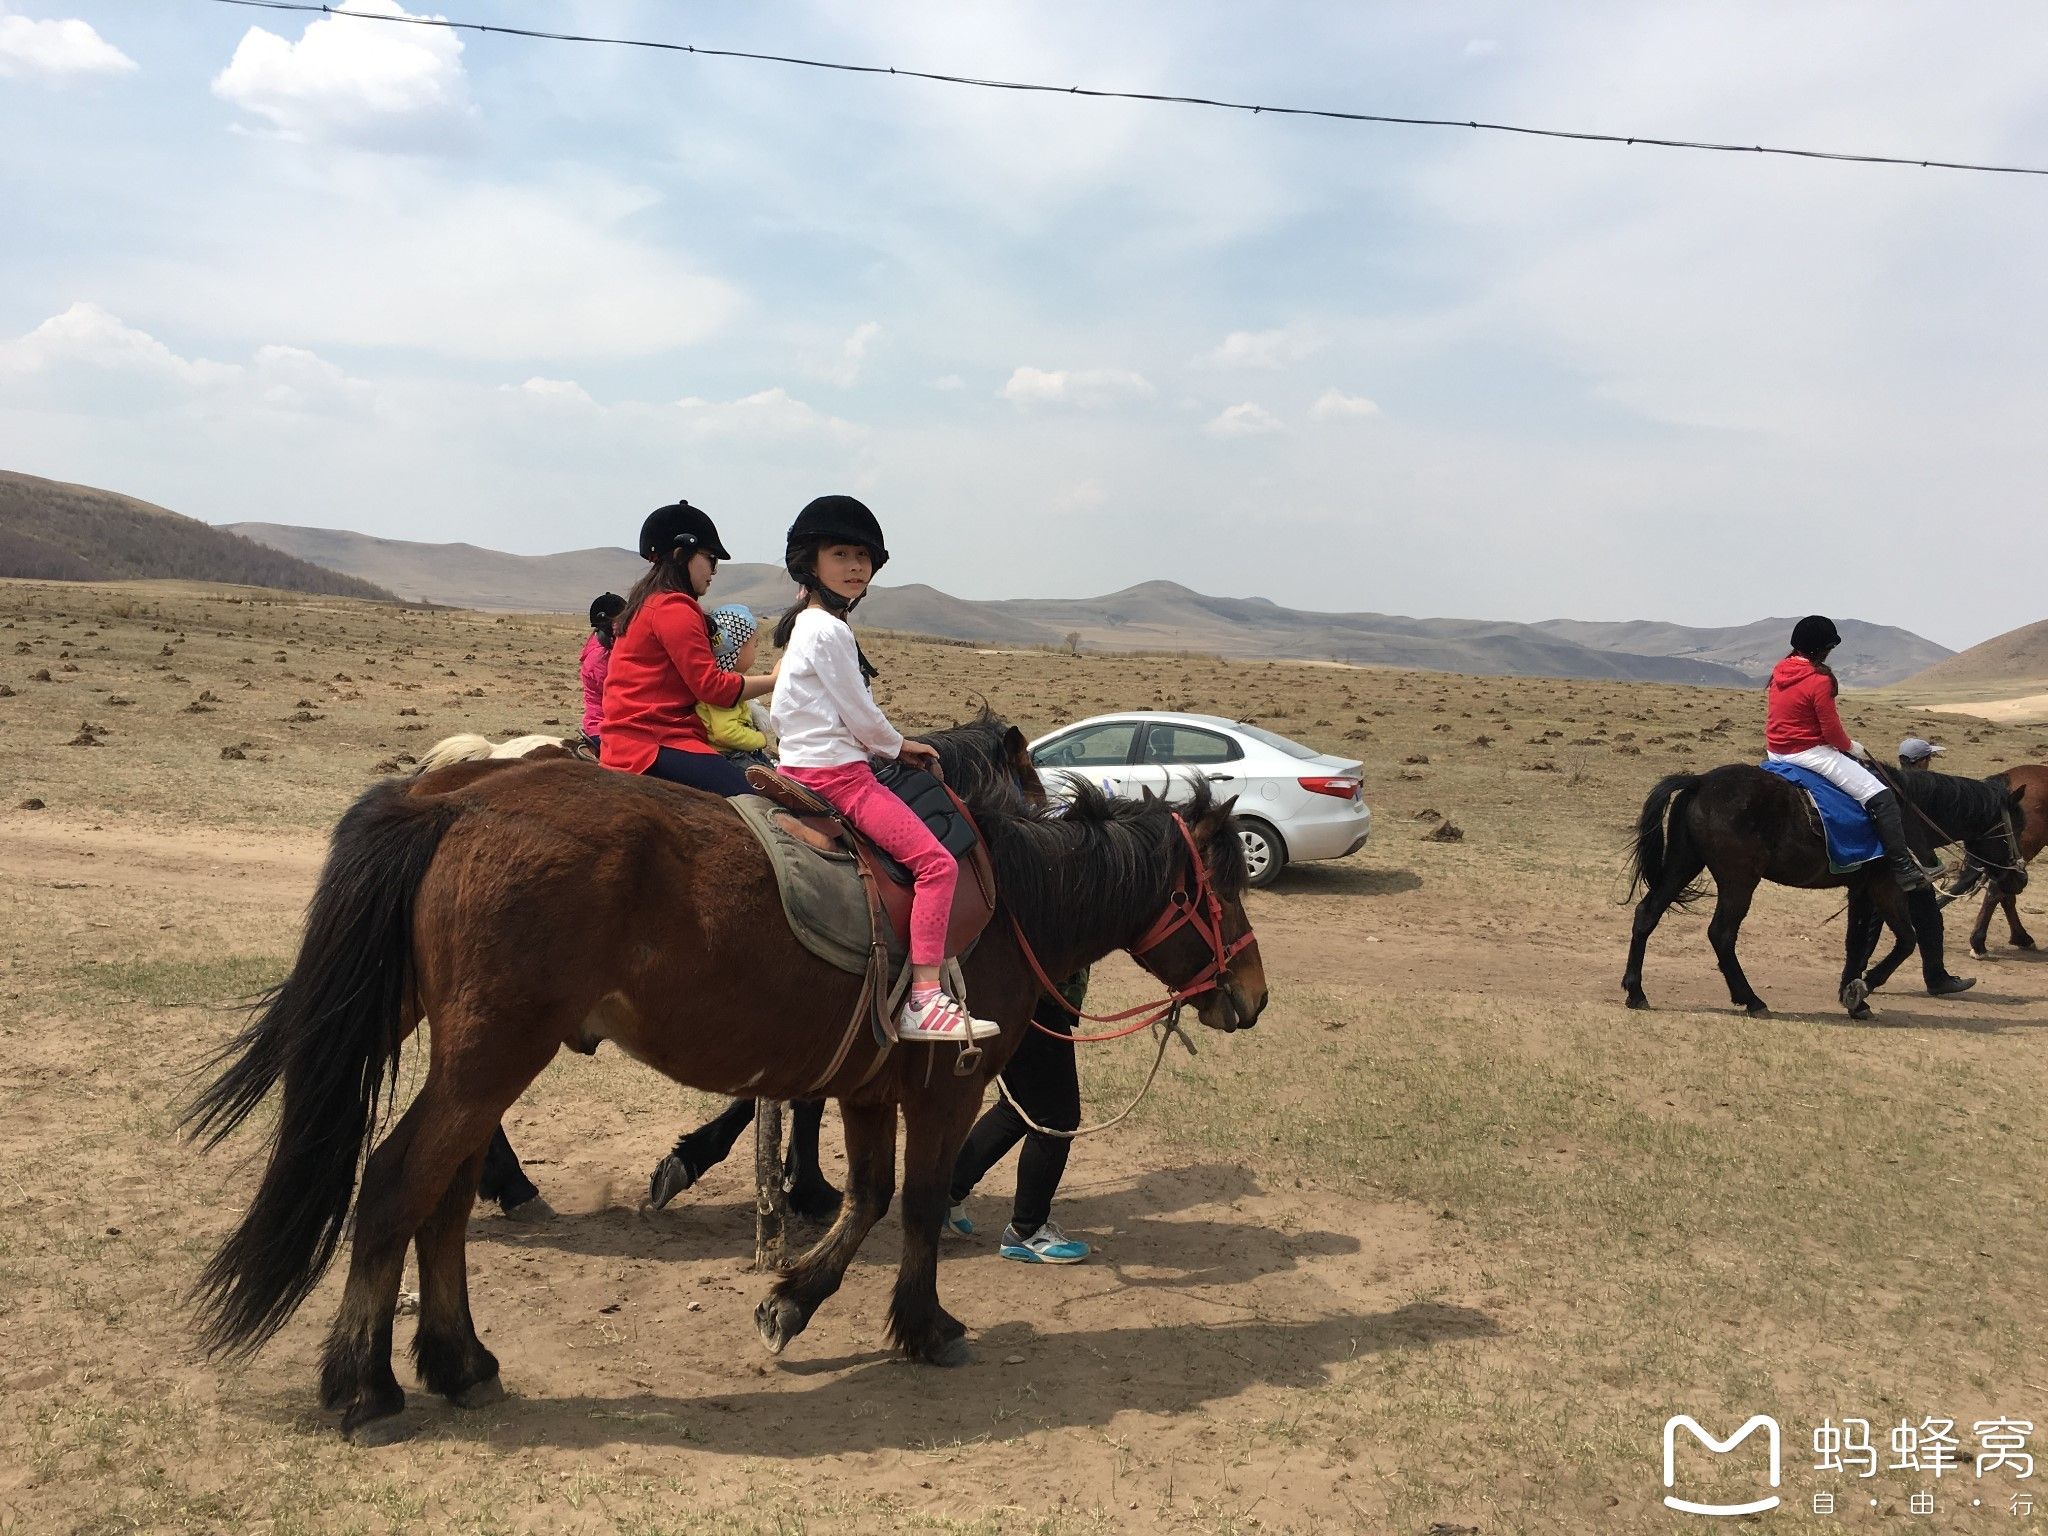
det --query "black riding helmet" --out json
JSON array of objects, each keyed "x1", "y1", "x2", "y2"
[
  {"x1": 783, "y1": 494, "x2": 889, "y2": 585},
  {"x1": 1791, "y1": 615, "x2": 1842, "y2": 655},
  {"x1": 639, "y1": 499, "x2": 732, "y2": 565},
  {"x1": 588, "y1": 591, "x2": 625, "y2": 629}
]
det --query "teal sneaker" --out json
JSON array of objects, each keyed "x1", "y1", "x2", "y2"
[
  {"x1": 999, "y1": 1221, "x2": 1090, "y2": 1264},
  {"x1": 945, "y1": 1204, "x2": 974, "y2": 1238}
]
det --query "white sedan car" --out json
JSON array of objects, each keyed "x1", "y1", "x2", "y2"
[{"x1": 1028, "y1": 711, "x2": 1370, "y2": 888}]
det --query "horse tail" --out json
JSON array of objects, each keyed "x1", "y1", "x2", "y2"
[
  {"x1": 415, "y1": 732, "x2": 496, "y2": 773},
  {"x1": 183, "y1": 778, "x2": 461, "y2": 1357},
  {"x1": 1627, "y1": 773, "x2": 1708, "y2": 906}
]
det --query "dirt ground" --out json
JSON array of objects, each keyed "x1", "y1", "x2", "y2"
[{"x1": 3, "y1": 578, "x2": 2046, "y2": 1535}]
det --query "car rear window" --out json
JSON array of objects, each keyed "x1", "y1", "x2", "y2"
[
  {"x1": 1234, "y1": 723, "x2": 1323, "y2": 761},
  {"x1": 1141, "y1": 724, "x2": 1240, "y2": 766}
]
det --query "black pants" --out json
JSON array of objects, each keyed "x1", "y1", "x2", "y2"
[
  {"x1": 648, "y1": 744, "x2": 752, "y2": 797},
  {"x1": 949, "y1": 994, "x2": 1079, "y2": 1236}
]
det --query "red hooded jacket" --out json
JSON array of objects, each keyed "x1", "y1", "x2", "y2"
[
  {"x1": 599, "y1": 591, "x2": 744, "y2": 774},
  {"x1": 1765, "y1": 654, "x2": 1853, "y2": 755}
]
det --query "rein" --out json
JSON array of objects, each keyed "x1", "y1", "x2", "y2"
[
  {"x1": 1822, "y1": 791, "x2": 2024, "y2": 924},
  {"x1": 995, "y1": 811, "x2": 1254, "y2": 1141},
  {"x1": 1903, "y1": 790, "x2": 2026, "y2": 877},
  {"x1": 1008, "y1": 812, "x2": 1253, "y2": 1040}
]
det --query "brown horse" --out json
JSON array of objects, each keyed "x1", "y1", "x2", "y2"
[
  {"x1": 184, "y1": 731, "x2": 1266, "y2": 1441},
  {"x1": 1967, "y1": 764, "x2": 2047, "y2": 955}
]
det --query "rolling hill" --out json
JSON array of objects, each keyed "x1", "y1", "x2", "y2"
[
  {"x1": 1901, "y1": 618, "x2": 2048, "y2": 692},
  {"x1": 1, "y1": 473, "x2": 394, "y2": 602},
  {"x1": 230, "y1": 520, "x2": 1951, "y2": 687}
]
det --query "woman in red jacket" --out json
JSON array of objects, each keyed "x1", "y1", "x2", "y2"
[
  {"x1": 1764, "y1": 614, "x2": 1928, "y2": 892},
  {"x1": 600, "y1": 499, "x2": 776, "y2": 798}
]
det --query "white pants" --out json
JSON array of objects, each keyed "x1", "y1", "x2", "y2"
[{"x1": 1767, "y1": 745, "x2": 1885, "y2": 806}]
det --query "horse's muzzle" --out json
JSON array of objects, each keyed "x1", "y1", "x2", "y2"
[{"x1": 1197, "y1": 978, "x2": 1267, "y2": 1032}]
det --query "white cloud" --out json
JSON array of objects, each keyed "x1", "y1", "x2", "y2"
[
  {"x1": 506, "y1": 377, "x2": 595, "y2": 407},
  {"x1": 0, "y1": 8, "x2": 135, "y2": 78},
  {"x1": 1309, "y1": 388, "x2": 1381, "y2": 421},
  {"x1": 803, "y1": 320, "x2": 884, "y2": 387},
  {"x1": 1196, "y1": 326, "x2": 1327, "y2": 370},
  {"x1": 0, "y1": 303, "x2": 381, "y2": 419},
  {"x1": 1202, "y1": 401, "x2": 1284, "y2": 438},
  {"x1": 929, "y1": 374, "x2": 966, "y2": 391},
  {"x1": 248, "y1": 344, "x2": 376, "y2": 414},
  {"x1": 672, "y1": 387, "x2": 858, "y2": 443},
  {"x1": 1054, "y1": 480, "x2": 1109, "y2": 513},
  {"x1": 211, "y1": 0, "x2": 472, "y2": 147},
  {"x1": 115, "y1": 169, "x2": 741, "y2": 361},
  {"x1": 0, "y1": 303, "x2": 233, "y2": 390},
  {"x1": 1000, "y1": 366, "x2": 1155, "y2": 408}
]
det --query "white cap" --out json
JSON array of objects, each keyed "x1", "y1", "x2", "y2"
[{"x1": 1898, "y1": 736, "x2": 1945, "y2": 761}]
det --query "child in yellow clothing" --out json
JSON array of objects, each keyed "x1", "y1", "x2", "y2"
[{"x1": 697, "y1": 605, "x2": 776, "y2": 768}]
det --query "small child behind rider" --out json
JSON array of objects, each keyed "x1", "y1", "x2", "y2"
[
  {"x1": 770, "y1": 495, "x2": 1000, "y2": 1045},
  {"x1": 579, "y1": 591, "x2": 625, "y2": 751},
  {"x1": 697, "y1": 605, "x2": 776, "y2": 771}
]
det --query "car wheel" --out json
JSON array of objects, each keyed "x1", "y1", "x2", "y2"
[{"x1": 1236, "y1": 819, "x2": 1286, "y2": 889}]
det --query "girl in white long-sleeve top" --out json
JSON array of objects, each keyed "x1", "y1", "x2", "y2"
[{"x1": 769, "y1": 496, "x2": 1000, "y2": 1045}]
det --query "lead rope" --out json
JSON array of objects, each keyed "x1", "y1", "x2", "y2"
[{"x1": 993, "y1": 1011, "x2": 1198, "y2": 1140}]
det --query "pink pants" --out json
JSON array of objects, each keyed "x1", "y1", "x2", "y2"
[{"x1": 783, "y1": 761, "x2": 958, "y2": 967}]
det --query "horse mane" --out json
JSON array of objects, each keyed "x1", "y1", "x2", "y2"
[
  {"x1": 961, "y1": 773, "x2": 1247, "y2": 957},
  {"x1": 1897, "y1": 766, "x2": 2015, "y2": 839},
  {"x1": 918, "y1": 706, "x2": 1031, "y2": 806}
]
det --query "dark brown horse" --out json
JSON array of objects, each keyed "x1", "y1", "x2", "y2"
[
  {"x1": 473, "y1": 714, "x2": 1049, "y2": 1221},
  {"x1": 1967, "y1": 764, "x2": 2047, "y2": 955},
  {"x1": 184, "y1": 735, "x2": 1266, "y2": 1442},
  {"x1": 1623, "y1": 763, "x2": 2025, "y2": 1017}
]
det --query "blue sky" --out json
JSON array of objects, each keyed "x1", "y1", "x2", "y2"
[{"x1": 2, "y1": 2, "x2": 2043, "y2": 648}]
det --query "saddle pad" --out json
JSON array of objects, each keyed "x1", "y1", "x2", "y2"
[
  {"x1": 871, "y1": 762, "x2": 983, "y2": 862},
  {"x1": 1759, "y1": 760, "x2": 1884, "y2": 873},
  {"x1": 729, "y1": 793, "x2": 882, "y2": 976}
]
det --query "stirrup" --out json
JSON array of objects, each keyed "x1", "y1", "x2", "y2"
[{"x1": 953, "y1": 1042, "x2": 984, "y2": 1076}]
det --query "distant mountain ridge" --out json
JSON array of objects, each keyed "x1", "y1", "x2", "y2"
[
  {"x1": 1529, "y1": 616, "x2": 1951, "y2": 690},
  {"x1": 0, "y1": 472, "x2": 394, "y2": 602},
  {"x1": 231, "y1": 519, "x2": 1951, "y2": 687}
]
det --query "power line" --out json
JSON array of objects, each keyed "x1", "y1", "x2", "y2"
[{"x1": 204, "y1": 0, "x2": 2048, "y2": 179}]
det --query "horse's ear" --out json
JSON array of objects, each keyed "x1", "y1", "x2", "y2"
[
  {"x1": 1003, "y1": 726, "x2": 1029, "y2": 764},
  {"x1": 2012, "y1": 787, "x2": 2028, "y2": 811},
  {"x1": 1138, "y1": 785, "x2": 1162, "y2": 805},
  {"x1": 1195, "y1": 794, "x2": 1239, "y2": 834}
]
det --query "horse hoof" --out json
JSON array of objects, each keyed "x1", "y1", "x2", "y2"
[
  {"x1": 787, "y1": 1182, "x2": 844, "y2": 1222},
  {"x1": 501, "y1": 1195, "x2": 556, "y2": 1224},
  {"x1": 1849, "y1": 1004, "x2": 1874, "y2": 1020},
  {"x1": 648, "y1": 1156, "x2": 697, "y2": 1212},
  {"x1": 922, "y1": 1336, "x2": 973, "y2": 1369},
  {"x1": 1840, "y1": 978, "x2": 1870, "y2": 1014},
  {"x1": 1624, "y1": 992, "x2": 1649, "y2": 1011},
  {"x1": 452, "y1": 1375, "x2": 505, "y2": 1410},
  {"x1": 755, "y1": 1295, "x2": 805, "y2": 1355},
  {"x1": 344, "y1": 1409, "x2": 414, "y2": 1447},
  {"x1": 2016, "y1": 937, "x2": 2038, "y2": 951},
  {"x1": 1745, "y1": 1002, "x2": 1770, "y2": 1017}
]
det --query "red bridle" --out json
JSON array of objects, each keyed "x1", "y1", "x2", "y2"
[{"x1": 1009, "y1": 812, "x2": 1258, "y2": 1042}]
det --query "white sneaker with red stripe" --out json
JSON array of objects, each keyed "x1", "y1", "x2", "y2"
[{"x1": 898, "y1": 989, "x2": 1001, "y2": 1043}]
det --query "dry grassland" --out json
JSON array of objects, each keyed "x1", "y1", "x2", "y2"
[{"x1": 3, "y1": 578, "x2": 2046, "y2": 1535}]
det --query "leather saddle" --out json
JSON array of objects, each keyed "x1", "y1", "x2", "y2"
[{"x1": 744, "y1": 763, "x2": 997, "y2": 960}]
